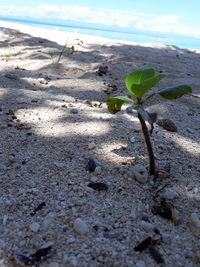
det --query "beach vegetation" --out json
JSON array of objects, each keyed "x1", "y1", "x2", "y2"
[
  {"x1": 107, "y1": 67, "x2": 192, "y2": 177},
  {"x1": 48, "y1": 39, "x2": 84, "y2": 63}
]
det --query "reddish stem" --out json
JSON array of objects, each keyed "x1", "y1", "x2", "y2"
[{"x1": 137, "y1": 112, "x2": 156, "y2": 176}]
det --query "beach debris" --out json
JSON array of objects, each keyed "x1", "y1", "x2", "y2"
[
  {"x1": 133, "y1": 165, "x2": 149, "y2": 184},
  {"x1": 73, "y1": 218, "x2": 89, "y2": 235},
  {"x1": 86, "y1": 159, "x2": 96, "y2": 172},
  {"x1": 13, "y1": 245, "x2": 53, "y2": 266},
  {"x1": 134, "y1": 232, "x2": 164, "y2": 264},
  {"x1": 171, "y1": 208, "x2": 180, "y2": 225},
  {"x1": 30, "y1": 201, "x2": 46, "y2": 216},
  {"x1": 70, "y1": 108, "x2": 78, "y2": 114},
  {"x1": 14, "y1": 30, "x2": 22, "y2": 35},
  {"x1": 15, "y1": 66, "x2": 26, "y2": 71},
  {"x1": 103, "y1": 84, "x2": 118, "y2": 94},
  {"x1": 190, "y1": 213, "x2": 200, "y2": 237},
  {"x1": 156, "y1": 170, "x2": 170, "y2": 179},
  {"x1": 153, "y1": 198, "x2": 179, "y2": 224},
  {"x1": 134, "y1": 237, "x2": 152, "y2": 252},
  {"x1": 83, "y1": 100, "x2": 93, "y2": 107},
  {"x1": 152, "y1": 198, "x2": 172, "y2": 220},
  {"x1": 6, "y1": 109, "x2": 17, "y2": 121},
  {"x1": 15, "y1": 123, "x2": 32, "y2": 130},
  {"x1": 88, "y1": 182, "x2": 108, "y2": 191},
  {"x1": 149, "y1": 246, "x2": 165, "y2": 264},
  {"x1": 156, "y1": 119, "x2": 177, "y2": 132},
  {"x1": 97, "y1": 65, "x2": 108, "y2": 75}
]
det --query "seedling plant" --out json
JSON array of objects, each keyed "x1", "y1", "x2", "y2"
[
  {"x1": 107, "y1": 67, "x2": 192, "y2": 177},
  {"x1": 49, "y1": 39, "x2": 84, "y2": 63}
]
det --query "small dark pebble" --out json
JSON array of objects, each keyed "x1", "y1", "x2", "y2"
[
  {"x1": 86, "y1": 159, "x2": 96, "y2": 172},
  {"x1": 30, "y1": 202, "x2": 46, "y2": 216},
  {"x1": 134, "y1": 237, "x2": 152, "y2": 252},
  {"x1": 156, "y1": 119, "x2": 177, "y2": 132},
  {"x1": 88, "y1": 182, "x2": 108, "y2": 191},
  {"x1": 93, "y1": 225, "x2": 99, "y2": 231},
  {"x1": 13, "y1": 245, "x2": 52, "y2": 266},
  {"x1": 26, "y1": 132, "x2": 32, "y2": 136},
  {"x1": 152, "y1": 198, "x2": 172, "y2": 220},
  {"x1": 149, "y1": 246, "x2": 165, "y2": 264},
  {"x1": 97, "y1": 65, "x2": 108, "y2": 75}
]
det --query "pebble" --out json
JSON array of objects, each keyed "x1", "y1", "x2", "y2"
[
  {"x1": 156, "y1": 119, "x2": 177, "y2": 132},
  {"x1": 133, "y1": 165, "x2": 149, "y2": 184},
  {"x1": 87, "y1": 159, "x2": 96, "y2": 172},
  {"x1": 70, "y1": 108, "x2": 78, "y2": 114},
  {"x1": 16, "y1": 97, "x2": 28, "y2": 104},
  {"x1": 53, "y1": 161, "x2": 66, "y2": 168},
  {"x1": 90, "y1": 176, "x2": 98, "y2": 182},
  {"x1": 0, "y1": 164, "x2": 6, "y2": 170},
  {"x1": 29, "y1": 222, "x2": 40, "y2": 232},
  {"x1": 88, "y1": 142, "x2": 96, "y2": 149},
  {"x1": 190, "y1": 213, "x2": 200, "y2": 237},
  {"x1": 130, "y1": 136, "x2": 135, "y2": 143},
  {"x1": 95, "y1": 166, "x2": 102, "y2": 175},
  {"x1": 139, "y1": 220, "x2": 155, "y2": 231},
  {"x1": 73, "y1": 218, "x2": 89, "y2": 235},
  {"x1": 163, "y1": 188, "x2": 178, "y2": 200},
  {"x1": 2, "y1": 215, "x2": 8, "y2": 226}
]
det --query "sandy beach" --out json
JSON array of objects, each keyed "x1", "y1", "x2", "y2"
[{"x1": 0, "y1": 21, "x2": 200, "y2": 266}]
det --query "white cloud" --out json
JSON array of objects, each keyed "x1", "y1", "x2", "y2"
[{"x1": 0, "y1": 4, "x2": 200, "y2": 38}]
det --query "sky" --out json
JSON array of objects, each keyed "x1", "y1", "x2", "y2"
[{"x1": 0, "y1": 0, "x2": 200, "y2": 39}]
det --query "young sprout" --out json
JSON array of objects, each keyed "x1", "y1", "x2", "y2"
[{"x1": 107, "y1": 67, "x2": 192, "y2": 177}]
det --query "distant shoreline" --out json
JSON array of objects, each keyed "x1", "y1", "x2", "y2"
[{"x1": 0, "y1": 17, "x2": 199, "y2": 50}]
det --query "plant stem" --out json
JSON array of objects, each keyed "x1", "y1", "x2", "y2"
[{"x1": 137, "y1": 112, "x2": 156, "y2": 176}]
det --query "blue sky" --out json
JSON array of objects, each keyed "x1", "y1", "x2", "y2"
[{"x1": 0, "y1": 0, "x2": 200, "y2": 38}]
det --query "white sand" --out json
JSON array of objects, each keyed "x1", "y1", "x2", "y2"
[{"x1": 0, "y1": 20, "x2": 200, "y2": 266}]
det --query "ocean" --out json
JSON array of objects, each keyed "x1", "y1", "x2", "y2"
[{"x1": 1, "y1": 17, "x2": 200, "y2": 50}]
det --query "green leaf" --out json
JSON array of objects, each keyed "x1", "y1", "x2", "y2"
[
  {"x1": 134, "y1": 105, "x2": 156, "y2": 124},
  {"x1": 125, "y1": 68, "x2": 165, "y2": 99},
  {"x1": 107, "y1": 96, "x2": 134, "y2": 114},
  {"x1": 158, "y1": 85, "x2": 192, "y2": 99}
]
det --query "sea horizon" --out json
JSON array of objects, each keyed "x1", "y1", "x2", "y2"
[{"x1": 0, "y1": 16, "x2": 200, "y2": 50}]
